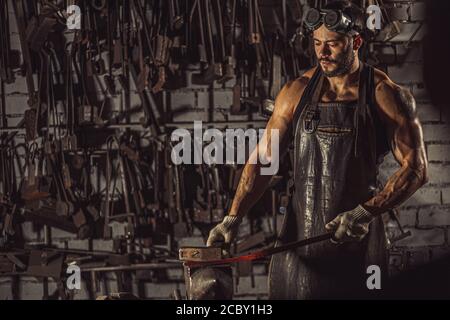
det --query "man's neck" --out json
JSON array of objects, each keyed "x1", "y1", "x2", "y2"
[{"x1": 325, "y1": 59, "x2": 361, "y2": 94}]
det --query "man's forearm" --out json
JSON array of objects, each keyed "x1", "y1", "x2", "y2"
[
  {"x1": 228, "y1": 161, "x2": 273, "y2": 219},
  {"x1": 222, "y1": 77, "x2": 302, "y2": 220},
  {"x1": 366, "y1": 81, "x2": 429, "y2": 216},
  {"x1": 363, "y1": 162, "x2": 427, "y2": 216}
]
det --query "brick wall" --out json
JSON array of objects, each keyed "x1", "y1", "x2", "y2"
[
  {"x1": 0, "y1": 0, "x2": 449, "y2": 299},
  {"x1": 378, "y1": 0, "x2": 450, "y2": 278}
]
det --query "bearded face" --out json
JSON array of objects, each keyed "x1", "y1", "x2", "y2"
[{"x1": 313, "y1": 25, "x2": 358, "y2": 77}]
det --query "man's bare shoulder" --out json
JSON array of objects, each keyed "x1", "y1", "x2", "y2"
[
  {"x1": 302, "y1": 67, "x2": 318, "y2": 80},
  {"x1": 283, "y1": 67, "x2": 316, "y2": 92},
  {"x1": 373, "y1": 67, "x2": 396, "y2": 88},
  {"x1": 372, "y1": 67, "x2": 417, "y2": 121},
  {"x1": 276, "y1": 67, "x2": 317, "y2": 116}
]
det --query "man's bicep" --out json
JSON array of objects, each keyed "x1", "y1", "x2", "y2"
[
  {"x1": 258, "y1": 103, "x2": 292, "y2": 160},
  {"x1": 265, "y1": 107, "x2": 291, "y2": 142},
  {"x1": 375, "y1": 80, "x2": 425, "y2": 164},
  {"x1": 267, "y1": 77, "x2": 309, "y2": 142},
  {"x1": 393, "y1": 120, "x2": 427, "y2": 171}
]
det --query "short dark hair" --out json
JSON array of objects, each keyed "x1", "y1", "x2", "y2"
[{"x1": 323, "y1": 0, "x2": 366, "y2": 36}]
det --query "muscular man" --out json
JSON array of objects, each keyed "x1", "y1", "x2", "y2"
[{"x1": 207, "y1": 0, "x2": 428, "y2": 299}]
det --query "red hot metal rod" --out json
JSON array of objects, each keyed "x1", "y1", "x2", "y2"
[{"x1": 184, "y1": 233, "x2": 333, "y2": 268}]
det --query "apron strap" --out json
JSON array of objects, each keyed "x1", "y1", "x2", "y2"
[
  {"x1": 292, "y1": 67, "x2": 323, "y2": 134},
  {"x1": 354, "y1": 62, "x2": 374, "y2": 157}
]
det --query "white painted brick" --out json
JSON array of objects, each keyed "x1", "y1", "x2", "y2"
[
  {"x1": 192, "y1": 226, "x2": 202, "y2": 236},
  {"x1": 403, "y1": 43, "x2": 423, "y2": 63},
  {"x1": 196, "y1": 91, "x2": 210, "y2": 110},
  {"x1": 417, "y1": 102, "x2": 440, "y2": 122},
  {"x1": 0, "y1": 282, "x2": 13, "y2": 300},
  {"x1": 388, "y1": 63, "x2": 423, "y2": 84},
  {"x1": 253, "y1": 263, "x2": 268, "y2": 275},
  {"x1": 397, "y1": 208, "x2": 417, "y2": 227},
  {"x1": 72, "y1": 280, "x2": 91, "y2": 300},
  {"x1": 177, "y1": 236, "x2": 205, "y2": 247},
  {"x1": 172, "y1": 110, "x2": 208, "y2": 122},
  {"x1": 10, "y1": 37, "x2": 22, "y2": 51},
  {"x1": 9, "y1": 22, "x2": 19, "y2": 37},
  {"x1": 442, "y1": 107, "x2": 450, "y2": 124},
  {"x1": 388, "y1": 251, "x2": 404, "y2": 275},
  {"x1": 380, "y1": 153, "x2": 397, "y2": 167},
  {"x1": 395, "y1": 228, "x2": 445, "y2": 247},
  {"x1": 418, "y1": 207, "x2": 450, "y2": 226},
  {"x1": 235, "y1": 275, "x2": 268, "y2": 295},
  {"x1": 388, "y1": 22, "x2": 427, "y2": 43},
  {"x1": 402, "y1": 188, "x2": 441, "y2": 207},
  {"x1": 442, "y1": 188, "x2": 450, "y2": 205},
  {"x1": 410, "y1": 83, "x2": 430, "y2": 101},
  {"x1": 212, "y1": 91, "x2": 233, "y2": 109},
  {"x1": 4, "y1": 76, "x2": 28, "y2": 94},
  {"x1": 102, "y1": 279, "x2": 119, "y2": 296},
  {"x1": 5, "y1": 95, "x2": 29, "y2": 114},
  {"x1": 386, "y1": 5, "x2": 409, "y2": 22},
  {"x1": 378, "y1": 165, "x2": 399, "y2": 183},
  {"x1": 21, "y1": 222, "x2": 39, "y2": 242},
  {"x1": 66, "y1": 240, "x2": 90, "y2": 250},
  {"x1": 427, "y1": 164, "x2": 450, "y2": 184},
  {"x1": 92, "y1": 239, "x2": 115, "y2": 252},
  {"x1": 378, "y1": 155, "x2": 398, "y2": 179},
  {"x1": 133, "y1": 278, "x2": 186, "y2": 300},
  {"x1": 143, "y1": 282, "x2": 182, "y2": 298},
  {"x1": 170, "y1": 91, "x2": 196, "y2": 111},
  {"x1": 208, "y1": 108, "x2": 228, "y2": 121},
  {"x1": 186, "y1": 70, "x2": 211, "y2": 90},
  {"x1": 50, "y1": 228, "x2": 77, "y2": 240},
  {"x1": 422, "y1": 125, "x2": 450, "y2": 142},
  {"x1": 19, "y1": 278, "x2": 57, "y2": 300},
  {"x1": 223, "y1": 77, "x2": 237, "y2": 90},
  {"x1": 410, "y1": 2, "x2": 427, "y2": 21},
  {"x1": 166, "y1": 268, "x2": 184, "y2": 280},
  {"x1": 52, "y1": 241, "x2": 68, "y2": 249},
  {"x1": 428, "y1": 145, "x2": 450, "y2": 162},
  {"x1": 213, "y1": 78, "x2": 236, "y2": 90},
  {"x1": 405, "y1": 248, "x2": 431, "y2": 268},
  {"x1": 401, "y1": 43, "x2": 423, "y2": 63}
]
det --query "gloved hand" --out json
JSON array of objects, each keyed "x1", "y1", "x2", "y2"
[
  {"x1": 325, "y1": 205, "x2": 375, "y2": 243},
  {"x1": 206, "y1": 215, "x2": 242, "y2": 247}
]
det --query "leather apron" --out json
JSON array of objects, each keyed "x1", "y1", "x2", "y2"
[{"x1": 268, "y1": 63, "x2": 390, "y2": 299}]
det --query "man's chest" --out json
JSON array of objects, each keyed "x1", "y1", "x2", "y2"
[{"x1": 320, "y1": 85, "x2": 359, "y2": 102}]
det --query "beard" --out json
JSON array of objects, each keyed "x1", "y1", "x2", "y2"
[{"x1": 319, "y1": 42, "x2": 356, "y2": 77}]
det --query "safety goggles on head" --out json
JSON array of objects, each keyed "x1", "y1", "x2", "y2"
[{"x1": 304, "y1": 8, "x2": 359, "y2": 35}]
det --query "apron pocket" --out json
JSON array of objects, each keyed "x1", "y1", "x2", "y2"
[{"x1": 317, "y1": 125, "x2": 353, "y2": 137}]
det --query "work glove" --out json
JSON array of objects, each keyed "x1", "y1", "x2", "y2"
[
  {"x1": 325, "y1": 205, "x2": 375, "y2": 243},
  {"x1": 206, "y1": 215, "x2": 242, "y2": 247}
]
